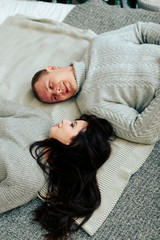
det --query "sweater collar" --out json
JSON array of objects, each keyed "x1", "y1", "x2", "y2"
[{"x1": 71, "y1": 61, "x2": 86, "y2": 96}]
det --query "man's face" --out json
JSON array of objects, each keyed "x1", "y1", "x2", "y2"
[{"x1": 34, "y1": 66, "x2": 77, "y2": 103}]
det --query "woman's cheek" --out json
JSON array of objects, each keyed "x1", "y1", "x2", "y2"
[{"x1": 49, "y1": 128, "x2": 55, "y2": 138}]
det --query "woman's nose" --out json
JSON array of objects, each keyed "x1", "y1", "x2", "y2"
[{"x1": 62, "y1": 119, "x2": 71, "y2": 125}]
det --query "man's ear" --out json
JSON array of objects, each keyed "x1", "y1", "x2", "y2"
[{"x1": 45, "y1": 66, "x2": 59, "y2": 72}]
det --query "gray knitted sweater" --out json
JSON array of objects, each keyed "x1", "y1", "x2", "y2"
[
  {"x1": 0, "y1": 100, "x2": 52, "y2": 213},
  {"x1": 73, "y1": 22, "x2": 160, "y2": 144}
]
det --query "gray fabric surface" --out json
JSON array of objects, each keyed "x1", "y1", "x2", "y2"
[
  {"x1": 64, "y1": 0, "x2": 160, "y2": 34},
  {"x1": 1, "y1": 1, "x2": 159, "y2": 239}
]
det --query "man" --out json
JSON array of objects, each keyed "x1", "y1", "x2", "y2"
[{"x1": 32, "y1": 22, "x2": 160, "y2": 144}]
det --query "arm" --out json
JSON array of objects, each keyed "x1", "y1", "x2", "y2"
[
  {"x1": 0, "y1": 99, "x2": 48, "y2": 213},
  {"x1": 85, "y1": 92, "x2": 160, "y2": 145},
  {"x1": 0, "y1": 146, "x2": 45, "y2": 213},
  {"x1": 97, "y1": 22, "x2": 160, "y2": 46},
  {"x1": 0, "y1": 172, "x2": 44, "y2": 214},
  {"x1": 136, "y1": 22, "x2": 160, "y2": 45}
]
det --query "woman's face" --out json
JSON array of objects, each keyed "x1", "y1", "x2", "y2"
[{"x1": 49, "y1": 119, "x2": 88, "y2": 145}]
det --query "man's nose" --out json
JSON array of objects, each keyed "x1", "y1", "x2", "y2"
[
  {"x1": 62, "y1": 119, "x2": 71, "y2": 125},
  {"x1": 49, "y1": 87, "x2": 61, "y2": 95},
  {"x1": 56, "y1": 87, "x2": 62, "y2": 95}
]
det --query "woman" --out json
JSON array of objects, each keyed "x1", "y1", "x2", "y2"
[
  {"x1": 30, "y1": 114, "x2": 114, "y2": 240},
  {"x1": 0, "y1": 99, "x2": 114, "y2": 239}
]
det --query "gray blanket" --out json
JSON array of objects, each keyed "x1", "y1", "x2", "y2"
[
  {"x1": 65, "y1": 0, "x2": 160, "y2": 33},
  {"x1": 1, "y1": 1, "x2": 159, "y2": 239}
]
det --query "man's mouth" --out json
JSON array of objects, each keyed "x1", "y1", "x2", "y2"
[{"x1": 64, "y1": 83, "x2": 69, "y2": 93}]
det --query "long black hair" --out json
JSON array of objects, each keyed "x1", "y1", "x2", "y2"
[{"x1": 30, "y1": 114, "x2": 115, "y2": 240}]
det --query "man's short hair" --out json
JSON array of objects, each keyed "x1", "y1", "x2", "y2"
[{"x1": 31, "y1": 69, "x2": 46, "y2": 101}]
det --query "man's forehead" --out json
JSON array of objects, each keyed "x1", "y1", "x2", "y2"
[
  {"x1": 35, "y1": 77, "x2": 47, "y2": 97},
  {"x1": 37, "y1": 73, "x2": 48, "y2": 87}
]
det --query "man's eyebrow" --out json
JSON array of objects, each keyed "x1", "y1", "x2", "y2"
[{"x1": 45, "y1": 79, "x2": 50, "y2": 92}]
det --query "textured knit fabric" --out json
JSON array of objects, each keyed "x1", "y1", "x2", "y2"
[
  {"x1": 72, "y1": 22, "x2": 160, "y2": 144},
  {"x1": 64, "y1": 0, "x2": 160, "y2": 34},
  {"x1": 0, "y1": 100, "x2": 52, "y2": 214}
]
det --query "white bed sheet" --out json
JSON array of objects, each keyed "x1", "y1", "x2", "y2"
[{"x1": 0, "y1": 0, "x2": 74, "y2": 25}]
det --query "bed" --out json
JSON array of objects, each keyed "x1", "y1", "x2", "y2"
[{"x1": 0, "y1": 0, "x2": 159, "y2": 239}]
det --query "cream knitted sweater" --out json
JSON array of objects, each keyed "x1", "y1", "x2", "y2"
[
  {"x1": 73, "y1": 22, "x2": 160, "y2": 144},
  {"x1": 0, "y1": 100, "x2": 52, "y2": 213}
]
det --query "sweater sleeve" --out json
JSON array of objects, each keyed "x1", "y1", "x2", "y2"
[
  {"x1": 85, "y1": 91, "x2": 160, "y2": 144},
  {"x1": 98, "y1": 22, "x2": 160, "y2": 45},
  {"x1": 136, "y1": 22, "x2": 160, "y2": 45},
  {"x1": 0, "y1": 99, "x2": 51, "y2": 213},
  {"x1": 0, "y1": 172, "x2": 44, "y2": 214}
]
